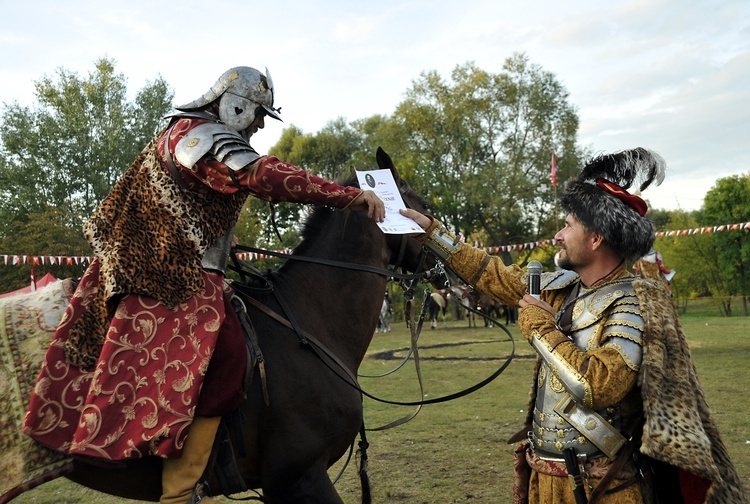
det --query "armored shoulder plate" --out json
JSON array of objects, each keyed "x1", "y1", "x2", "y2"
[
  {"x1": 601, "y1": 293, "x2": 644, "y2": 371},
  {"x1": 541, "y1": 270, "x2": 579, "y2": 291},
  {"x1": 174, "y1": 122, "x2": 260, "y2": 171},
  {"x1": 568, "y1": 279, "x2": 636, "y2": 333},
  {"x1": 166, "y1": 110, "x2": 219, "y2": 122}
]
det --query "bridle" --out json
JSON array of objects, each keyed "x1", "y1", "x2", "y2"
[
  {"x1": 227, "y1": 183, "x2": 516, "y2": 488},
  {"x1": 229, "y1": 177, "x2": 516, "y2": 412}
]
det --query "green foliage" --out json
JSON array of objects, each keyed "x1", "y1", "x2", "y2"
[
  {"x1": 0, "y1": 57, "x2": 173, "y2": 222},
  {"x1": 0, "y1": 58, "x2": 173, "y2": 292},
  {"x1": 647, "y1": 207, "x2": 671, "y2": 230},
  {"x1": 253, "y1": 116, "x2": 411, "y2": 249},
  {"x1": 391, "y1": 54, "x2": 583, "y2": 263},
  {"x1": 699, "y1": 174, "x2": 750, "y2": 315},
  {"x1": 0, "y1": 205, "x2": 90, "y2": 290},
  {"x1": 653, "y1": 173, "x2": 750, "y2": 316},
  {"x1": 253, "y1": 53, "x2": 582, "y2": 261},
  {"x1": 655, "y1": 210, "x2": 720, "y2": 300}
]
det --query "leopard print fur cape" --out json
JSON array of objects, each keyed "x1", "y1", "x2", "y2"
[
  {"x1": 63, "y1": 133, "x2": 247, "y2": 368},
  {"x1": 636, "y1": 278, "x2": 747, "y2": 503}
]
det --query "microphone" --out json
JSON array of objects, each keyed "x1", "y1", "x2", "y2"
[{"x1": 527, "y1": 261, "x2": 542, "y2": 300}]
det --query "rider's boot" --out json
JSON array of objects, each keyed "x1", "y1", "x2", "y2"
[{"x1": 161, "y1": 416, "x2": 220, "y2": 504}]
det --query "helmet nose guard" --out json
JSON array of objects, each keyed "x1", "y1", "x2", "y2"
[{"x1": 176, "y1": 66, "x2": 282, "y2": 132}]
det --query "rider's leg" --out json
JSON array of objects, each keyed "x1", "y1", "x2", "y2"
[{"x1": 161, "y1": 416, "x2": 220, "y2": 504}]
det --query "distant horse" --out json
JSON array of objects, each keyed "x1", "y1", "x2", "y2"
[
  {"x1": 476, "y1": 294, "x2": 505, "y2": 327},
  {"x1": 5, "y1": 148, "x2": 437, "y2": 504},
  {"x1": 426, "y1": 289, "x2": 449, "y2": 329},
  {"x1": 450, "y1": 285, "x2": 478, "y2": 328},
  {"x1": 377, "y1": 295, "x2": 392, "y2": 333}
]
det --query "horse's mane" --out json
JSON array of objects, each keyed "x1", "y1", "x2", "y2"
[{"x1": 293, "y1": 173, "x2": 361, "y2": 257}]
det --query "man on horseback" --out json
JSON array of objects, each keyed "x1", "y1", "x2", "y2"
[
  {"x1": 23, "y1": 66, "x2": 385, "y2": 504},
  {"x1": 401, "y1": 148, "x2": 746, "y2": 503}
]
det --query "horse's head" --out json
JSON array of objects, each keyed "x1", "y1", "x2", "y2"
[
  {"x1": 292, "y1": 147, "x2": 438, "y2": 284},
  {"x1": 373, "y1": 147, "x2": 438, "y2": 276}
]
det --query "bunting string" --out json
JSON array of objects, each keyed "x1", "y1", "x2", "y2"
[
  {"x1": 1, "y1": 221, "x2": 748, "y2": 266},
  {"x1": 0, "y1": 249, "x2": 297, "y2": 267}
]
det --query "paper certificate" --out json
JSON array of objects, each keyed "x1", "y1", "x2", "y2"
[{"x1": 355, "y1": 169, "x2": 425, "y2": 234}]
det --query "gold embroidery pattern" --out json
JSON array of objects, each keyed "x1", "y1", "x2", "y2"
[
  {"x1": 0, "y1": 281, "x2": 73, "y2": 496},
  {"x1": 603, "y1": 341, "x2": 641, "y2": 371},
  {"x1": 23, "y1": 274, "x2": 227, "y2": 460},
  {"x1": 572, "y1": 299, "x2": 585, "y2": 320}
]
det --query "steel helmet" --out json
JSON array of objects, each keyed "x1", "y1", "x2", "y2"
[{"x1": 176, "y1": 66, "x2": 282, "y2": 132}]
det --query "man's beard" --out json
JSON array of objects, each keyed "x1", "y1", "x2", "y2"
[{"x1": 557, "y1": 249, "x2": 575, "y2": 271}]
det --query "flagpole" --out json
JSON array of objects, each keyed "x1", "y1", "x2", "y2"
[
  {"x1": 554, "y1": 183, "x2": 559, "y2": 232},
  {"x1": 551, "y1": 151, "x2": 559, "y2": 232}
]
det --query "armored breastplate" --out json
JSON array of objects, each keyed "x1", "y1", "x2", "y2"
[
  {"x1": 531, "y1": 278, "x2": 643, "y2": 460},
  {"x1": 201, "y1": 227, "x2": 235, "y2": 273}
]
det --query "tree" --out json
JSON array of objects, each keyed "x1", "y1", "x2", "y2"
[
  {"x1": 0, "y1": 58, "x2": 173, "y2": 291},
  {"x1": 655, "y1": 211, "x2": 719, "y2": 306},
  {"x1": 0, "y1": 57, "x2": 173, "y2": 226},
  {"x1": 251, "y1": 121, "x2": 366, "y2": 249},
  {"x1": 244, "y1": 54, "x2": 581, "y2": 268},
  {"x1": 700, "y1": 174, "x2": 750, "y2": 316},
  {"x1": 391, "y1": 54, "x2": 583, "y2": 262},
  {"x1": 248, "y1": 118, "x2": 392, "y2": 250},
  {"x1": 0, "y1": 206, "x2": 91, "y2": 290}
]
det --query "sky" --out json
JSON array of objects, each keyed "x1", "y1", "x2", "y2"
[{"x1": 1, "y1": 0, "x2": 749, "y2": 213}]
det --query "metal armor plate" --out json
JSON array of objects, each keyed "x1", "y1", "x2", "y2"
[
  {"x1": 530, "y1": 278, "x2": 643, "y2": 460},
  {"x1": 175, "y1": 122, "x2": 260, "y2": 171}
]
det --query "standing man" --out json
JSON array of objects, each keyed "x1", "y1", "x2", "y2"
[
  {"x1": 24, "y1": 66, "x2": 385, "y2": 504},
  {"x1": 402, "y1": 148, "x2": 746, "y2": 503}
]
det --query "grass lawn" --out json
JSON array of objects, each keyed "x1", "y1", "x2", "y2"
[{"x1": 13, "y1": 314, "x2": 750, "y2": 503}]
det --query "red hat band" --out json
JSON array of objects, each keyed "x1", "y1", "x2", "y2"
[{"x1": 595, "y1": 178, "x2": 648, "y2": 216}]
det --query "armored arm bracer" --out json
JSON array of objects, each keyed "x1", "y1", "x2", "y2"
[
  {"x1": 599, "y1": 295, "x2": 644, "y2": 371},
  {"x1": 530, "y1": 329, "x2": 595, "y2": 409},
  {"x1": 419, "y1": 219, "x2": 463, "y2": 262}
]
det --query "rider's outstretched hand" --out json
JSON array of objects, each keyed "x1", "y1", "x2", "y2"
[{"x1": 351, "y1": 190, "x2": 386, "y2": 222}]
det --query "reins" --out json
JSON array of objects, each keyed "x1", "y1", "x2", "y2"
[
  {"x1": 226, "y1": 241, "x2": 516, "y2": 494},
  {"x1": 228, "y1": 250, "x2": 516, "y2": 411},
  {"x1": 232, "y1": 244, "x2": 439, "y2": 283}
]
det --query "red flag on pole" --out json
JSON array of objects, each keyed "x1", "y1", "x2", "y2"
[{"x1": 551, "y1": 151, "x2": 557, "y2": 187}]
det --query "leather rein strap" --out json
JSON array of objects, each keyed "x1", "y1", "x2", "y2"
[
  {"x1": 240, "y1": 293, "x2": 360, "y2": 388},
  {"x1": 232, "y1": 244, "x2": 437, "y2": 283}
]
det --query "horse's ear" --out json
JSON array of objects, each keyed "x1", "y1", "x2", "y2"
[{"x1": 376, "y1": 146, "x2": 401, "y2": 182}]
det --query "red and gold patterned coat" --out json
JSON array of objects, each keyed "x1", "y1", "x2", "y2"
[{"x1": 22, "y1": 118, "x2": 364, "y2": 460}]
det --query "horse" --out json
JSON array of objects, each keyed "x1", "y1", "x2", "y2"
[
  {"x1": 426, "y1": 288, "x2": 449, "y2": 329},
  {"x1": 377, "y1": 294, "x2": 392, "y2": 333},
  {"x1": 3, "y1": 148, "x2": 437, "y2": 504},
  {"x1": 475, "y1": 293, "x2": 505, "y2": 327},
  {"x1": 451, "y1": 285, "x2": 478, "y2": 328}
]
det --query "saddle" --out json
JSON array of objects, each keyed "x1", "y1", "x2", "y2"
[{"x1": 199, "y1": 288, "x2": 268, "y2": 498}]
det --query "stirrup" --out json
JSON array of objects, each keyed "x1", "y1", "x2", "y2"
[{"x1": 188, "y1": 481, "x2": 212, "y2": 503}]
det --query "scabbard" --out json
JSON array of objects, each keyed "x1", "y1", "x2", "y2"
[{"x1": 563, "y1": 448, "x2": 588, "y2": 504}]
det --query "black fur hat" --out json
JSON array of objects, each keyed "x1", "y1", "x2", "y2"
[{"x1": 559, "y1": 148, "x2": 666, "y2": 263}]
